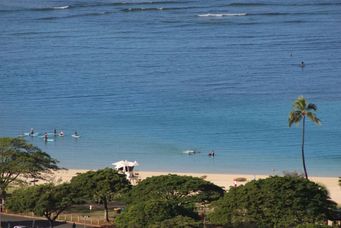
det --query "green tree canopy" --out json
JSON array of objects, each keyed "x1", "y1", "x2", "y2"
[
  {"x1": 6, "y1": 183, "x2": 78, "y2": 228},
  {"x1": 126, "y1": 174, "x2": 224, "y2": 206},
  {"x1": 0, "y1": 137, "x2": 59, "y2": 200},
  {"x1": 115, "y1": 199, "x2": 200, "y2": 228},
  {"x1": 208, "y1": 176, "x2": 337, "y2": 227},
  {"x1": 116, "y1": 174, "x2": 222, "y2": 227},
  {"x1": 151, "y1": 215, "x2": 201, "y2": 228},
  {"x1": 70, "y1": 168, "x2": 131, "y2": 221}
]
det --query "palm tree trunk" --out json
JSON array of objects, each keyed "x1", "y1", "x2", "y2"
[{"x1": 302, "y1": 116, "x2": 308, "y2": 179}]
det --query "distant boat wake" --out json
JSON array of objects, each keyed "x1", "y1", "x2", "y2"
[{"x1": 198, "y1": 13, "x2": 247, "y2": 17}]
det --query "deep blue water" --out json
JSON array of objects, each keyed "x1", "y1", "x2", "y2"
[{"x1": 1, "y1": 0, "x2": 341, "y2": 176}]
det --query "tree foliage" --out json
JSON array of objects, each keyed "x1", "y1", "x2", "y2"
[
  {"x1": 208, "y1": 176, "x2": 337, "y2": 227},
  {"x1": 289, "y1": 96, "x2": 320, "y2": 127},
  {"x1": 0, "y1": 137, "x2": 59, "y2": 199},
  {"x1": 6, "y1": 183, "x2": 77, "y2": 227},
  {"x1": 116, "y1": 175, "x2": 222, "y2": 227},
  {"x1": 126, "y1": 174, "x2": 224, "y2": 206},
  {"x1": 70, "y1": 168, "x2": 131, "y2": 221},
  {"x1": 296, "y1": 224, "x2": 331, "y2": 228},
  {"x1": 151, "y1": 216, "x2": 201, "y2": 228},
  {"x1": 115, "y1": 199, "x2": 199, "y2": 228}
]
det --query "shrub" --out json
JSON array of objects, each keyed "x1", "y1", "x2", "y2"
[
  {"x1": 208, "y1": 176, "x2": 337, "y2": 227},
  {"x1": 115, "y1": 199, "x2": 199, "y2": 227}
]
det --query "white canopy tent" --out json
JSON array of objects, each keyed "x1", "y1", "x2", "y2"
[
  {"x1": 112, "y1": 160, "x2": 139, "y2": 173},
  {"x1": 113, "y1": 160, "x2": 138, "y2": 170}
]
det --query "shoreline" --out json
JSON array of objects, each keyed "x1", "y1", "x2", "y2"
[
  {"x1": 58, "y1": 164, "x2": 341, "y2": 178},
  {"x1": 45, "y1": 169, "x2": 341, "y2": 205}
]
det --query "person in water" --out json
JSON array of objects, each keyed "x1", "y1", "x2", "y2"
[
  {"x1": 44, "y1": 132, "x2": 48, "y2": 142},
  {"x1": 54, "y1": 129, "x2": 57, "y2": 135},
  {"x1": 300, "y1": 61, "x2": 305, "y2": 68},
  {"x1": 29, "y1": 128, "x2": 34, "y2": 136}
]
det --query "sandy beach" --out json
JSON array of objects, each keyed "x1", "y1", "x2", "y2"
[{"x1": 45, "y1": 169, "x2": 340, "y2": 205}]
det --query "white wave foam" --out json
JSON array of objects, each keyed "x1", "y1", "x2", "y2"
[
  {"x1": 126, "y1": 7, "x2": 164, "y2": 11},
  {"x1": 198, "y1": 13, "x2": 247, "y2": 17},
  {"x1": 53, "y1": 5, "x2": 70, "y2": 10}
]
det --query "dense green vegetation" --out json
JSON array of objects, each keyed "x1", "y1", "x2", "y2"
[
  {"x1": 116, "y1": 174, "x2": 224, "y2": 227},
  {"x1": 115, "y1": 199, "x2": 200, "y2": 227},
  {"x1": 208, "y1": 176, "x2": 337, "y2": 227},
  {"x1": 70, "y1": 168, "x2": 131, "y2": 222},
  {"x1": 126, "y1": 174, "x2": 224, "y2": 205},
  {"x1": 289, "y1": 96, "x2": 320, "y2": 179},
  {"x1": 7, "y1": 183, "x2": 78, "y2": 227},
  {"x1": 0, "y1": 137, "x2": 59, "y2": 202}
]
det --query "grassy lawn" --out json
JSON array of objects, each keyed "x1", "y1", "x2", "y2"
[{"x1": 59, "y1": 202, "x2": 125, "y2": 224}]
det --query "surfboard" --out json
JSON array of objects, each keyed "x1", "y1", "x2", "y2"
[
  {"x1": 43, "y1": 138, "x2": 54, "y2": 142},
  {"x1": 24, "y1": 132, "x2": 39, "y2": 137}
]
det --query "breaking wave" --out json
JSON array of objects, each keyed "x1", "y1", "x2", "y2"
[
  {"x1": 225, "y1": 2, "x2": 341, "y2": 7},
  {"x1": 38, "y1": 12, "x2": 113, "y2": 20},
  {"x1": 227, "y1": 3, "x2": 268, "y2": 6},
  {"x1": 122, "y1": 7, "x2": 165, "y2": 12},
  {"x1": 52, "y1": 5, "x2": 70, "y2": 10},
  {"x1": 0, "y1": 1, "x2": 193, "y2": 12},
  {"x1": 122, "y1": 6, "x2": 193, "y2": 12},
  {"x1": 198, "y1": 13, "x2": 247, "y2": 17}
]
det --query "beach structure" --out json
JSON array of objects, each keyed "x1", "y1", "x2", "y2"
[{"x1": 112, "y1": 160, "x2": 139, "y2": 183}]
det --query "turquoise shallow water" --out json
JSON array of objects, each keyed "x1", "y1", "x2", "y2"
[{"x1": 0, "y1": 0, "x2": 341, "y2": 176}]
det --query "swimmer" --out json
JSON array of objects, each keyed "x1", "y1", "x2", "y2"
[
  {"x1": 300, "y1": 61, "x2": 305, "y2": 68},
  {"x1": 44, "y1": 132, "x2": 48, "y2": 142},
  {"x1": 29, "y1": 128, "x2": 34, "y2": 136}
]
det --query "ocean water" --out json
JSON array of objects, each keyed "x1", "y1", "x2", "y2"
[{"x1": 0, "y1": 0, "x2": 341, "y2": 176}]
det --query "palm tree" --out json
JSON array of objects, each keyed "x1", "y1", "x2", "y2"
[{"x1": 289, "y1": 96, "x2": 320, "y2": 179}]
